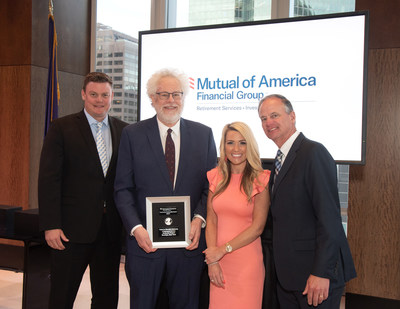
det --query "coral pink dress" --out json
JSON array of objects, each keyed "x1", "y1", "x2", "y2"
[{"x1": 207, "y1": 167, "x2": 270, "y2": 309}]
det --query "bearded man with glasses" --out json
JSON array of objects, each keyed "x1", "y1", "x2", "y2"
[{"x1": 114, "y1": 68, "x2": 217, "y2": 309}]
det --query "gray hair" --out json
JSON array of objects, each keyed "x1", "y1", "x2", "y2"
[
  {"x1": 146, "y1": 68, "x2": 189, "y2": 99},
  {"x1": 258, "y1": 94, "x2": 294, "y2": 114}
]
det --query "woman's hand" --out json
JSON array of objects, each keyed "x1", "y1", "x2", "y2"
[
  {"x1": 208, "y1": 262, "x2": 225, "y2": 288},
  {"x1": 203, "y1": 245, "x2": 225, "y2": 264}
]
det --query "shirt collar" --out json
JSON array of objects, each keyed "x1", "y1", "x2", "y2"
[
  {"x1": 279, "y1": 131, "x2": 300, "y2": 158},
  {"x1": 84, "y1": 109, "x2": 109, "y2": 127},
  {"x1": 157, "y1": 118, "x2": 180, "y2": 137}
]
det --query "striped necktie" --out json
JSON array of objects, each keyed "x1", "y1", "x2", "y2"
[
  {"x1": 274, "y1": 149, "x2": 283, "y2": 175},
  {"x1": 96, "y1": 122, "x2": 108, "y2": 176}
]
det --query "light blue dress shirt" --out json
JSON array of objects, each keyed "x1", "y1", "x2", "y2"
[{"x1": 84, "y1": 109, "x2": 113, "y2": 165}]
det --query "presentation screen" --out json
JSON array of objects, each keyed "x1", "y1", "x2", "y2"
[{"x1": 138, "y1": 11, "x2": 368, "y2": 164}]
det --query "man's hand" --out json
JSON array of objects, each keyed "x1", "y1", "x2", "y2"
[
  {"x1": 45, "y1": 229, "x2": 69, "y2": 250},
  {"x1": 186, "y1": 217, "x2": 202, "y2": 250},
  {"x1": 302, "y1": 274, "x2": 330, "y2": 307},
  {"x1": 134, "y1": 226, "x2": 157, "y2": 253}
]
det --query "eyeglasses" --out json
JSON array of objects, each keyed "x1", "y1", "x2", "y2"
[{"x1": 156, "y1": 92, "x2": 184, "y2": 100}]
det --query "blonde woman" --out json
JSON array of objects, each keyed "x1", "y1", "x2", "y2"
[{"x1": 203, "y1": 122, "x2": 270, "y2": 308}]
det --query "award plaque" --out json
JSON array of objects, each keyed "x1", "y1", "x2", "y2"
[{"x1": 146, "y1": 196, "x2": 191, "y2": 248}]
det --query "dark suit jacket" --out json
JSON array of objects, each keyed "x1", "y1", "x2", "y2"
[
  {"x1": 266, "y1": 133, "x2": 356, "y2": 291},
  {"x1": 114, "y1": 116, "x2": 217, "y2": 258},
  {"x1": 38, "y1": 110, "x2": 128, "y2": 243}
]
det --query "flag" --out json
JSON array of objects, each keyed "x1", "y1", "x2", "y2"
[{"x1": 44, "y1": 5, "x2": 60, "y2": 137}]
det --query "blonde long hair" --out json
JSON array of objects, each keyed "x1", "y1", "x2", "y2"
[{"x1": 213, "y1": 122, "x2": 264, "y2": 202}]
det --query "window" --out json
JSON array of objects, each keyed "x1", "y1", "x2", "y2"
[
  {"x1": 174, "y1": 0, "x2": 271, "y2": 27},
  {"x1": 95, "y1": 1, "x2": 150, "y2": 123},
  {"x1": 290, "y1": 0, "x2": 355, "y2": 17}
]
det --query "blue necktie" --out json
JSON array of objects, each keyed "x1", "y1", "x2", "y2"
[{"x1": 274, "y1": 149, "x2": 283, "y2": 176}]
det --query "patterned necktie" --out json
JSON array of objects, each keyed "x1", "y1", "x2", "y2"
[
  {"x1": 165, "y1": 128, "x2": 175, "y2": 184},
  {"x1": 274, "y1": 149, "x2": 283, "y2": 176},
  {"x1": 96, "y1": 122, "x2": 108, "y2": 176}
]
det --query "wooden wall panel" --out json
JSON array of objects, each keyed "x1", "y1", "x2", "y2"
[
  {"x1": 356, "y1": 0, "x2": 400, "y2": 49},
  {"x1": 346, "y1": 0, "x2": 400, "y2": 302},
  {"x1": 347, "y1": 48, "x2": 400, "y2": 300},
  {"x1": 0, "y1": 67, "x2": 31, "y2": 208},
  {"x1": 0, "y1": 0, "x2": 91, "y2": 211},
  {"x1": 31, "y1": 0, "x2": 91, "y2": 75},
  {"x1": 0, "y1": 0, "x2": 32, "y2": 65}
]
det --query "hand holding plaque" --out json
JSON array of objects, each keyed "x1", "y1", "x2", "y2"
[{"x1": 146, "y1": 196, "x2": 191, "y2": 248}]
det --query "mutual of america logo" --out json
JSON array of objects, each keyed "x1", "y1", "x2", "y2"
[{"x1": 189, "y1": 73, "x2": 316, "y2": 102}]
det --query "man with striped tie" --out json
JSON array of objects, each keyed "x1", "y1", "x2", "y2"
[
  {"x1": 38, "y1": 72, "x2": 127, "y2": 309},
  {"x1": 258, "y1": 94, "x2": 356, "y2": 309}
]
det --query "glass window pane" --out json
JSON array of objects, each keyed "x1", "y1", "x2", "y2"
[
  {"x1": 175, "y1": 0, "x2": 272, "y2": 27},
  {"x1": 290, "y1": 0, "x2": 355, "y2": 17},
  {"x1": 95, "y1": 0, "x2": 151, "y2": 124}
]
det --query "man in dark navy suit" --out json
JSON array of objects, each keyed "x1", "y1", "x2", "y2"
[
  {"x1": 114, "y1": 68, "x2": 217, "y2": 309},
  {"x1": 39, "y1": 72, "x2": 127, "y2": 309},
  {"x1": 258, "y1": 94, "x2": 356, "y2": 309}
]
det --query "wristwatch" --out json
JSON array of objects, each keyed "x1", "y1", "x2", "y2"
[{"x1": 225, "y1": 243, "x2": 233, "y2": 253}]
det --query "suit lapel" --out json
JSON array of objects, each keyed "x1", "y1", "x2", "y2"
[
  {"x1": 146, "y1": 116, "x2": 173, "y2": 187},
  {"x1": 108, "y1": 115, "x2": 119, "y2": 174},
  {"x1": 272, "y1": 133, "x2": 305, "y2": 198},
  {"x1": 76, "y1": 110, "x2": 105, "y2": 178},
  {"x1": 174, "y1": 118, "x2": 190, "y2": 192}
]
